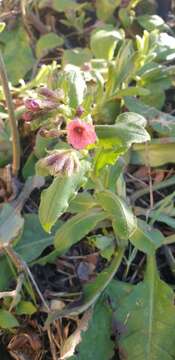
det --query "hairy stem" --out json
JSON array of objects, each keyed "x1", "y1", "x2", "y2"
[{"x1": 0, "y1": 51, "x2": 20, "y2": 176}]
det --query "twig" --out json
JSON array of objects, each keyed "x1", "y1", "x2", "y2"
[{"x1": 0, "y1": 51, "x2": 20, "y2": 176}]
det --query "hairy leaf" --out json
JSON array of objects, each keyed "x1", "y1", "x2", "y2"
[
  {"x1": 96, "y1": 190, "x2": 137, "y2": 241},
  {"x1": 54, "y1": 209, "x2": 107, "y2": 252},
  {"x1": 115, "y1": 256, "x2": 175, "y2": 360},
  {"x1": 71, "y1": 299, "x2": 114, "y2": 360},
  {"x1": 129, "y1": 219, "x2": 165, "y2": 255},
  {"x1": 39, "y1": 160, "x2": 90, "y2": 232}
]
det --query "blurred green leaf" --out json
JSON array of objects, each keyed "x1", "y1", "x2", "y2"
[
  {"x1": 36, "y1": 32, "x2": 64, "y2": 59},
  {"x1": 16, "y1": 301, "x2": 37, "y2": 315},
  {"x1": 0, "y1": 310, "x2": 19, "y2": 329},
  {"x1": 137, "y1": 15, "x2": 167, "y2": 31},
  {"x1": 62, "y1": 48, "x2": 92, "y2": 67},
  {"x1": 90, "y1": 26, "x2": 122, "y2": 60},
  {"x1": 0, "y1": 26, "x2": 34, "y2": 84},
  {"x1": 0, "y1": 22, "x2": 5, "y2": 33},
  {"x1": 96, "y1": 0, "x2": 121, "y2": 22}
]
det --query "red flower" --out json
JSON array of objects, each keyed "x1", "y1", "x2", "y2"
[{"x1": 67, "y1": 118, "x2": 97, "y2": 150}]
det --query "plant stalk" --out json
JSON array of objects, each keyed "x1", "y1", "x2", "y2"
[{"x1": 0, "y1": 51, "x2": 20, "y2": 176}]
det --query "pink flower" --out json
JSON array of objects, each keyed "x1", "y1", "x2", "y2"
[{"x1": 67, "y1": 118, "x2": 97, "y2": 150}]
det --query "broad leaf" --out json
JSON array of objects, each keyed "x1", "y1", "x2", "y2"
[
  {"x1": 96, "y1": 190, "x2": 137, "y2": 241},
  {"x1": 68, "y1": 193, "x2": 96, "y2": 213},
  {"x1": 36, "y1": 32, "x2": 64, "y2": 58},
  {"x1": 129, "y1": 219, "x2": 165, "y2": 255},
  {"x1": 90, "y1": 26, "x2": 122, "y2": 60},
  {"x1": 16, "y1": 301, "x2": 37, "y2": 316},
  {"x1": 58, "y1": 66, "x2": 87, "y2": 108},
  {"x1": 95, "y1": 112, "x2": 150, "y2": 149},
  {"x1": 125, "y1": 96, "x2": 175, "y2": 136},
  {"x1": 95, "y1": 0, "x2": 121, "y2": 22},
  {"x1": 71, "y1": 298, "x2": 114, "y2": 360},
  {"x1": 137, "y1": 15, "x2": 167, "y2": 32},
  {"x1": 0, "y1": 309, "x2": 19, "y2": 329},
  {"x1": 131, "y1": 140, "x2": 175, "y2": 167},
  {"x1": 54, "y1": 209, "x2": 107, "y2": 253},
  {"x1": 39, "y1": 160, "x2": 90, "y2": 232},
  {"x1": 62, "y1": 48, "x2": 92, "y2": 67},
  {"x1": 0, "y1": 26, "x2": 34, "y2": 84},
  {"x1": 14, "y1": 214, "x2": 60, "y2": 263},
  {"x1": 115, "y1": 256, "x2": 175, "y2": 360}
]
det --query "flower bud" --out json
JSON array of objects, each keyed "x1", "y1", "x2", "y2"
[
  {"x1": 75, "y1": 106, "x2": 84, "y2": 117},
  {"x1": 24, "y1": 99, "x2": 41, "y2": 112},
  {"x1": 38, "y1": 87, "x2": 64, "y2": 102},
  {"x1": 38, "y1": 150, "x2": 80, "y2": 177}
]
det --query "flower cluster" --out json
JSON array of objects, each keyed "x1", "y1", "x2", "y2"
[{"x1": 37, "y1": 150, "x2": 80, "y2": 177}]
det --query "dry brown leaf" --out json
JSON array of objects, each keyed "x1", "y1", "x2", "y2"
[{"x1": 60, "y1": 309, "x2": 92, "y2": 359}]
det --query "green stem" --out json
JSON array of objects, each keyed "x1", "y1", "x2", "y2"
[{"x1": 0, "y1": 51, "x2": 20, "y2": 176}]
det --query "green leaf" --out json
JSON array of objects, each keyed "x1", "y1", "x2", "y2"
[
  {"x1": 0, "y1": 309, "x2": 19, "y2": 329},
  {"x1": 96, "y1": 190, "x2": 137, "y2": 242},
  {"x1": 115, "y1": 256, "x2": 175, "y2": 360},
  {"x1": 22, "y1": 152, "x2": 37, "y2": 179},
  {"x1": 95, "y1": 0, "x2": 121, "y2": 22},
  {"x1": 0, "y1": 22, "x2": 5, "y2": 33},
  {"x1": 14, "y1": 214, "x2": 60, "y2": 263},
  {"x1": 129, "y1": 220, "x2": 165, "y2": 255},
  {"x1": 62, "y1": 48, "x2": 92, "y2": 67},
  {"x1": 54, "y1": 209, "x2": 107, "y2": 253},
  {"x1": 36, "y1": 32, "x2": 64, "y2": 59},
  {"x1": 137, "y1": 15, "x2": 167, "y2": 31},
  {"x1": 45, "y1": 249, "x2": 124, "y2": 325},
  {"x1": 52, "y1": 0, "x2": 80, "y2": 12},
  {"x1": 58, "y1": 66, "x2": 87, "y2": 108},
  {"x1": 68, "y1": 193, "x2": 96, "y2": 213},
  {"x1": 0, "y1": 204, "x2": 24, "y2": 247},
  {"x1": 39, "y1": 160, "x2": 90, "y2": 232},
  {"x1": 34, "y1": 132, "x2": 56, "y2": 159},
  {"x1": 94, "y1": 147, "x2": 125, "y2": 172},
  {"x1": 90, "y1": 26, "x2": 122, "y2": 60},
  {"x1": 89, "y1": 235, "x2": 115, "y2": 261},
  {"x1": 115, "y1": 112, "x2": 150, "y2": 146},
  {"x1": 96, "y1": 112, "x2": 150, "y2": 149},
  {"x1": 0, "y1": 26, "x2": 34, "y2": 84},
  {"x1": 106, "y1": 40, "x2": 135, "y2": 92},
  {"x1": 16, "y1": 301, "x2": 37, "y2": 315},
  {"x1": 73, "y1": 298, "x2": 114, "y2": 360},
  {"x1": 0, "y1": 256, "x2": 14, "y2": 291},
  {"x1": 125, "y1": 97, "x2": 175, "y2": 136},
  {"x1": 131, "y1": 139, "x2": 175, "y2": 167}
]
